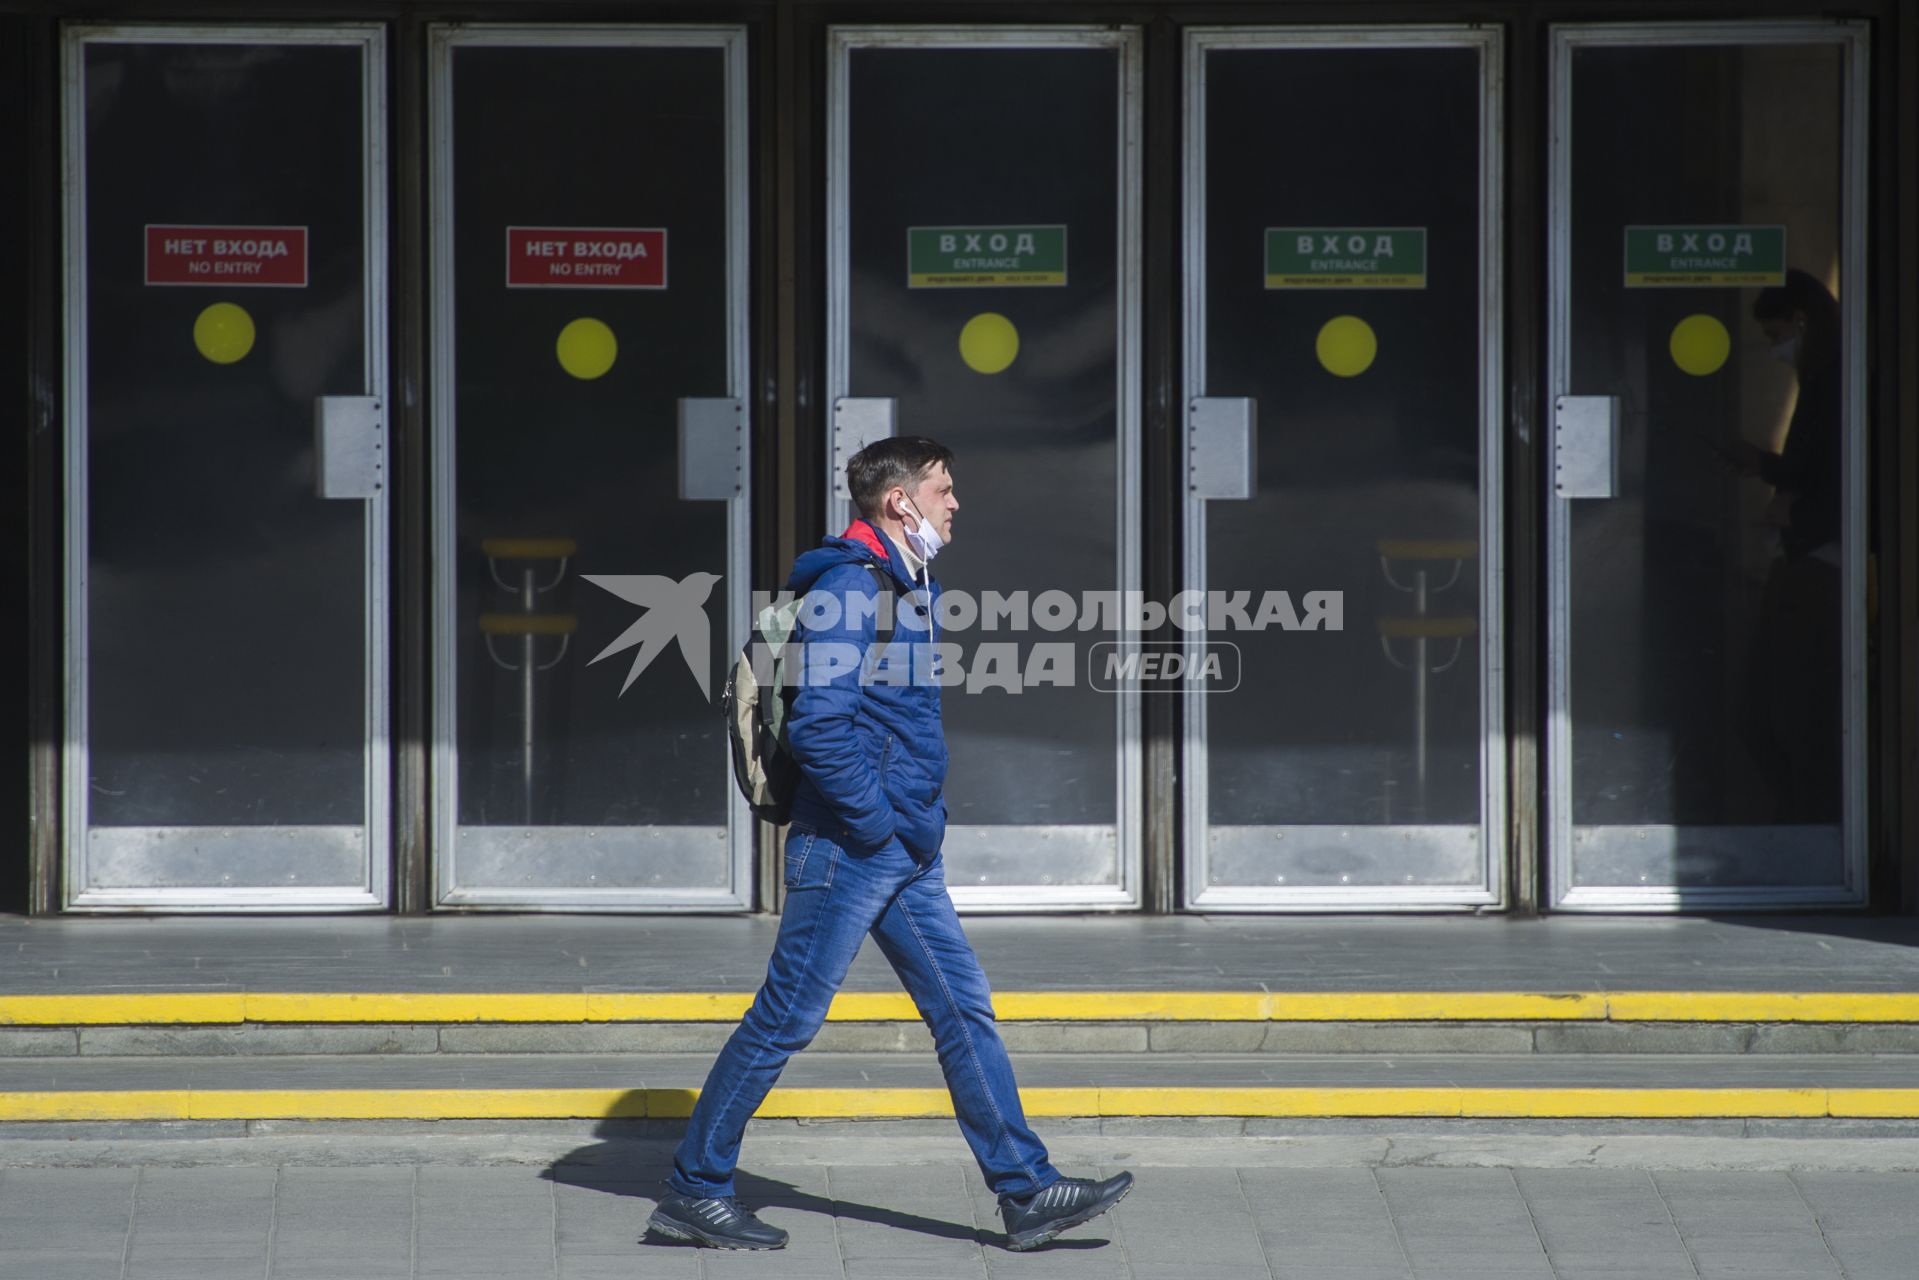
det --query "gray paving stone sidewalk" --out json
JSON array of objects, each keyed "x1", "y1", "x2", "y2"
[
  {"x1": 0, "y1": 1151, "x2": 1913, "y2": 1279},
  {"x1": 2, "y1": 912, "x2": 1915, "y2": 995}
]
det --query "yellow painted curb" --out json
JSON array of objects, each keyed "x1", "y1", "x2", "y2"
[
  {"x1": 1605, "y1": 992, "x2": 1919, "y2": 1023},
  {"x1": 585, "y1": 993, "x2": 757, "y2": 1022},
  {"x1": 1827, "y1": 1089, "x2": 1919, "y2": 1118},
  {"x1": 0, "y1": 1091, "x2": 194, "y2": 1121},
  {"x1": 1267, "y1": 993, "x2": 1605, "y2": 1022},
  {"x1": 244, "y1": 993, "x2": 592, "y2": 1024},
  {"x1": 822, "y1": 992, "x2": 926, "y2": 1021},
  {"x1": 738, "y1": 1088, "x2": 1103, "y2": 1121},
  {"x1": 751, "y1": 1088, "x2": 967, "y2": 1120},
  {"x1": 1432, "y1": 1088, "x2": 1832, "y2": 1119},
  {"x1": 995, "y1": 992, "x2": 1273, "y2": 1021},
  {"x1": 0, "y1": 994, "x2": 247, "y2": 1026},
  {"x1": 3, "y1": 1086, "x2": 1913, "y2": 1124},
  {"x1": 187, "y1": 1087, "x2": 646, "y2": 1122},
  {"x1": 2, "y1": 991, "x2": 1916, "y2": 1027}
]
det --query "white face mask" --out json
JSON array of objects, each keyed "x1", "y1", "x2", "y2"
[
  {"x1": 898, "y1": 495, "x2": 944, "y2": 564},
  {"x1": 1771, "y1": 334, "x2": 1803, "y2": 367}
]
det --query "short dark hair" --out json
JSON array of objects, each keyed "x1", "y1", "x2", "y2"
[
  {"x1": 1753, "y1": 267, "x2": 1838, "y2": 334},
  {"x1": 847, "y1": 436, "x2": 955, "y2": 520}
]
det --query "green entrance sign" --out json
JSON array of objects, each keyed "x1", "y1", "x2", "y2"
[
  {"x1": 1624, "y1": 225, "x2": 1786, "y2": 287},
  {"x1": 907, "y1": 225, "x2": 1067, "y2": 288},
  {"x1": 1265, "y1": 227, "x2": 1427, "y2": 289}
]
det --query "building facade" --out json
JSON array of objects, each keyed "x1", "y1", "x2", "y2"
[{"x1": 5, "y1": 0, "x2": 1916, "y2": 917}]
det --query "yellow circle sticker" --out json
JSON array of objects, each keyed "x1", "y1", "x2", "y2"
[
  {"x1": 958, "y1": 312, "x2": 1019, "y2": 375},
  {"x1": 193, "y1": 302, "x2": 256, "y2": 365},
  {"x1": 1315, "y1": 314, "x2": 1377, "y2": 377},
  {"x1": 556, "y1": 318, "x2": 618, "y2": 380},
  {"x1": 1669, "y1": 313, "x2": 1731, "y2": 376}
]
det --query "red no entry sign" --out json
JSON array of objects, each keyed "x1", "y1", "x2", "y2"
[
  {"x1": 145, "y1": 225, "x2": 309, "y2": 287},
  {"x1": 506, "y1": 227, "x2": 667, "y2": 289}
]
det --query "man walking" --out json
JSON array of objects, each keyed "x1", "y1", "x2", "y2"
[{"x1": 647, "y1": 436, "x2": 1133, "y2": 1252}]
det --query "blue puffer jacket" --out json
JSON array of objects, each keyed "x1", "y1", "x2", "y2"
[{"x1": 785, "y1": 521, "x2": 946, "y2": 860}]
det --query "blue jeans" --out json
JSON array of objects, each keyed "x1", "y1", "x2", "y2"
[{"x1": 668, "y1": 825, "x2": 1059, "y2": 1204}]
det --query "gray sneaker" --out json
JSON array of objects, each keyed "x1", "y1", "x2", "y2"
[
  {"x1": 646, "y1": 1192, "x2": 789, "y2": 1250},
  {"x1": 1000, "y1": 1172, "x2": 1135, "y2": 1251}
]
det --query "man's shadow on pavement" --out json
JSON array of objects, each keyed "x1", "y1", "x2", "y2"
[{"x1": 541, "y1": 1111, "x2": 1108, "y2": 1253}]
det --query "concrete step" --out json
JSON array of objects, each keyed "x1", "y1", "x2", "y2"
[
  {"x1": 2, "y1": 1051, "x2": 1916, "y2": 1123},
  {"x1": 4, "y1": 991, "x2": 1917, "y2": 1057}
]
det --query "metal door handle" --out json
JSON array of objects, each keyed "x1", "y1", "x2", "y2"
[
  {"x1": 313, "y1": 396, "x2": 383, "y2": 499},
  {"x1": 1188, "y1": 396, "x2": 1257, "y2": 500},
  {"x1": 1553, "y1": 395, "x2": 1619, "y2": 499},
  {"x1": 832, "y1": 398, "x2": 896, "y2": 499},
  {"x1": 678, "y1": 397, "x2": 745, "y2": 500}
]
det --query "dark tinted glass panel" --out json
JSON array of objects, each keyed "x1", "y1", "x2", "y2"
[
  {"x1": 847, "y1": 47, "x2": 1120, "y2": 829},
  {"x1": 451, "y1": 47, "x2": 729, "y2": 828},
  {"x1": 1204, "y1": 47, "x2": 1483, "y2": 850},
  {"x1": 1567, "y1": 44, "x2": 1844, "y2": 874},
  {"x1": 82, "y1": 42, "x2": 366, "y2": 826}
]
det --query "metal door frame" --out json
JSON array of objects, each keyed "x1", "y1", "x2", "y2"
[
  {"x1": 1181, "y1": 26, "x2": 1506, "y2": 911},
  {"x1": 61, "y1": 24, "x2": 390, "y2": 912},
  {"x1": 825, "y1": 25, "x2": 1144, "y2": 911},
  {"x1": 1547, "y1": 20, "x2": 1870, "y2": 910},
  {"x1": 428, "y1": 25, "x2": 753, "y2": 910}
]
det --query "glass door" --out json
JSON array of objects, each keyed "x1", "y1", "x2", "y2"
[
  {"x1": 825, "y1": 27, "x2": 1143, "y2": 910},
  {"x1": 1548, "y1": 23, "x2": 1868, "y2": 908},
  {"x1": 62, "y1": 26, "x2": 389, "y2": 910},
  {"x1": 1182, "y1": 27, "x2": 1505, "y2": 909},
  {"x1": 430, "y1": 28, "x2": 752, "y2": 909}
]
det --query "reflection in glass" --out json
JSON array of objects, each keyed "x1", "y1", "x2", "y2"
[{"x1": 1566, "y1": 43, "x2": 1845, "y2": 889}]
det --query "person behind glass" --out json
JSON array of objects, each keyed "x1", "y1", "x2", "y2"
[
  {"x1": 1728, "y1": 268, "x2": 1844, "y2": 822},
  {"x1": 647, "y1": 437, "x2": 1133, "y2": 1253},
  {"x1": 1730, "y1": 268, "x2": 1842, "y2": 562}
]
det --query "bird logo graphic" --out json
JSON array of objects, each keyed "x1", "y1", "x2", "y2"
[{"x1": 582, "y1": 572, "x2": 723, "y2": 697}]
